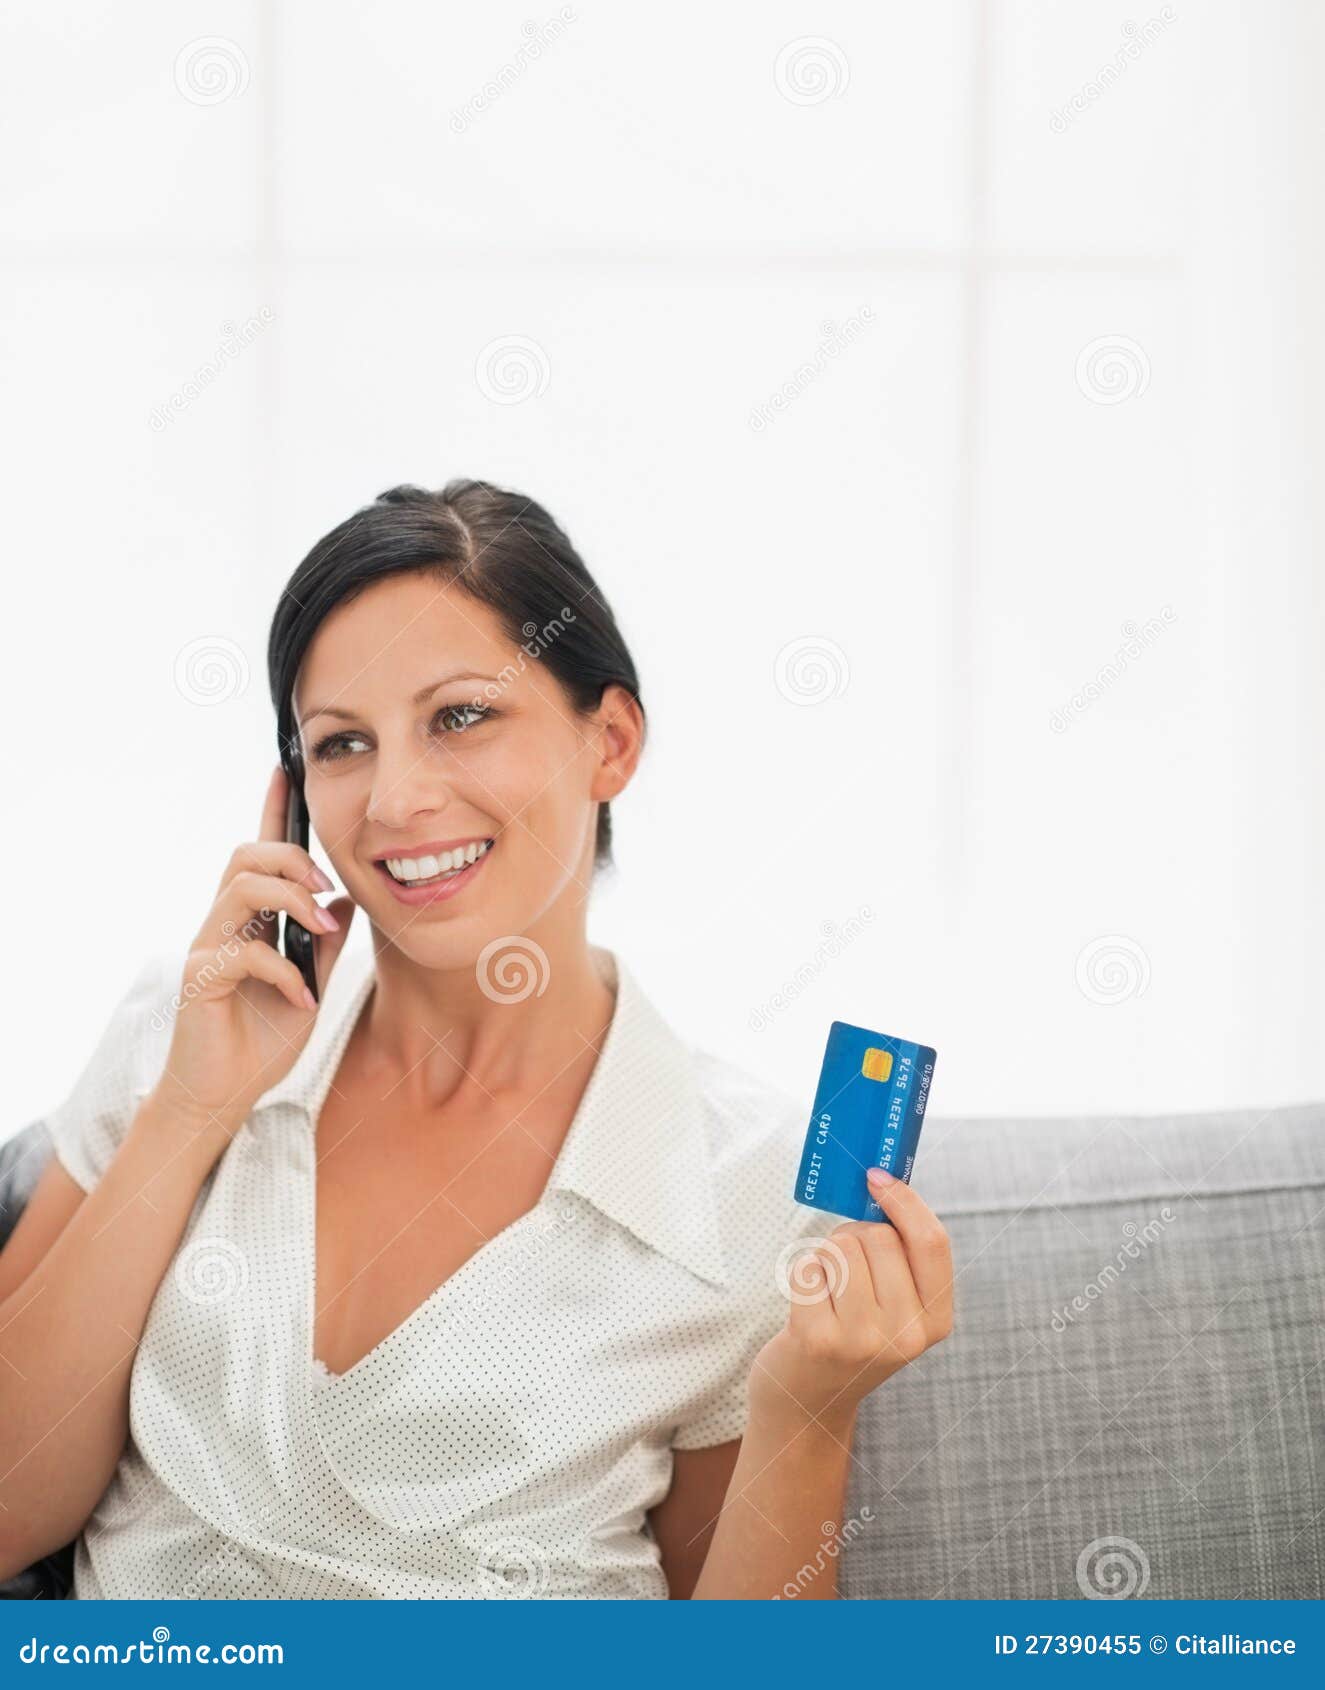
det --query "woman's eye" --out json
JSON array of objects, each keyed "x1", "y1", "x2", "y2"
[
  {"x1": 436, "y1": 703, "x2": 491, "y2": 734},
  {"x1": 310, "y1": 731, "x2": 369, "y2": 763}
]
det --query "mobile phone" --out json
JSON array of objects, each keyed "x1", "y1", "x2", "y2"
[{"x1": 282, "y1": 775, "x2": 320, "y2": 1005}]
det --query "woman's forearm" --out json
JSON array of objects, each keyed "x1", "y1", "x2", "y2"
[
  {"x1": 691, "y1": 1401, "x2": 859, "y2": 1599},
  {"x1": 0, "y1": 1091, "x2": 226, "y2": 1576},
  {"x1": 688, "y1": 1174, "x2": 955, "y2": 1599}
]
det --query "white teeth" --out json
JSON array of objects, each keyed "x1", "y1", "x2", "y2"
[{"x1": 383, "y1": 840, "x2": 492, "y2": 884}]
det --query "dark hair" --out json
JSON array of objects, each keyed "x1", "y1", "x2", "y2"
[{"x1": 267, "y1": 478, "x2": 645, "y2": 869}]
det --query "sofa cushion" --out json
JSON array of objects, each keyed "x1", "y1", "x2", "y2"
[
  {"x1": 838, "y1": 1104, "x2": 1325, "y2": 1600},
  {"x1": 0, "y1": 1120, "x2": 53, "y2": 1254}
]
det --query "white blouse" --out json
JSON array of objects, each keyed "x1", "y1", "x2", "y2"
[{"x1": 43, "y1": 939, "x2": 823, "y2": 1599}]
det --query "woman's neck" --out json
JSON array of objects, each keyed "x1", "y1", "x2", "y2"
[{"x1": 353, "y1": 931, "x2": 618, "y2": 1111}]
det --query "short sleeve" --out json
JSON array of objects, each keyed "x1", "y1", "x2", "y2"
[
  {"x1": 671, "y1": 1354, "x2": 759, "y2": 1451},
  {"x1": 43, "y1": 952, "x2": 181, "y2": 1194},
  {"x1": 670, "y1": 1196, "x2": 825, "y2": 1451}
]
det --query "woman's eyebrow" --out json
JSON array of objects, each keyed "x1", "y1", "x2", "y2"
[{"x1": 301, "y1": 672, "x2": 497, "y2": 725}]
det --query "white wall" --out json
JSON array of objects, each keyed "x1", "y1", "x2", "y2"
[{"x1": 3, "y1": 0, "x2": 1321, "y2": 1136}]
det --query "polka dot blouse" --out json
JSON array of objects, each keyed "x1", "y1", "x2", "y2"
[{"x1": 43, "y1": 940, "x2": 823, "y2": 1598}]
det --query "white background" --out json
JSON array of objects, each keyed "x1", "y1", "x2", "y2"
[{"x1": 3, "y1": 0, "x2": 1321, "y2": 1137}]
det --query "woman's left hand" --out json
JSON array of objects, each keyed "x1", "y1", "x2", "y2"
[{"x1": 749, "y1": 1167, "x2": 954, "y2": 1431}]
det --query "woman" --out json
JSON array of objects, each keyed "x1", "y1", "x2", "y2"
[{"x1": 0, "y1": 479, "x2": 952, "y2": 1599}]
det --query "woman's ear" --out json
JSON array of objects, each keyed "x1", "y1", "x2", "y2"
[{"x1": 588, "y1": 684, "x2": 645, "y2": 802}]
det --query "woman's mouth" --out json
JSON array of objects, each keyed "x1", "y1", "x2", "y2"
[{"x1": 372, "y1": 838, "x2": 495, "y2": 907}]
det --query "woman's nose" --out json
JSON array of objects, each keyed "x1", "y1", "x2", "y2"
[{"x1": 365, "y1": 743, "x2": 454, "y2": 831}]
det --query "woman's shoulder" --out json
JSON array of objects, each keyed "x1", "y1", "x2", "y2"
[
  {"x1": 690, "y1": 1043, "x2": 805, "y2": 1168},
  {"x1": 686, "y1": 1042, "x2": 827, "y2": 1279},
  {"x1": 95, "y1": 947, "x2": 184, "y2": 1066},
  {"x1": 43, "y1": 949, "x2": 185, "y2": 1193}
]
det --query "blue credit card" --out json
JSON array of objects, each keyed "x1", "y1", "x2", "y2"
[{"x1": 793, "y1": 1022, "x2": 938, "y2": 1222}]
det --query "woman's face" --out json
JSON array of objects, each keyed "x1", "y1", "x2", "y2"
[{"x1": 293, "y1": 571, "x2": 638, "y2": 967}]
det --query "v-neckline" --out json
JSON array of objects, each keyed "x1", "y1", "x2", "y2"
[
  {"x1": 301, "y1": 954, "x2": 617, "y2": 1392},
  {"x1": 306, "y1": 1191, "x2": 549, "y2": 1390}
]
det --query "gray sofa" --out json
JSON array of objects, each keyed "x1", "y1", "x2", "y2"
[{"x1": 2, "y1": 1105, "x2": 1322, "y2": 1600}]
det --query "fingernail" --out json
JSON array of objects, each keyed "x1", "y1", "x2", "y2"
[
  {"x1": 310, "y1": 867, "x2": 334, "y2": 892},
  {"x1": 866, "y1": 1165, "x2": 896, "y2": 1187},
  {"x1": 303, "y1": 987, "x2": 318, "y2": 1010},
  {"x1": 314, "y1": 907, "x2": 339, "y2": 932}
]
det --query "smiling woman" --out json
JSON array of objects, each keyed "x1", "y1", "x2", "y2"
[{"x1": 0, "y1": 477, "x2": 952, "y2": 1601}]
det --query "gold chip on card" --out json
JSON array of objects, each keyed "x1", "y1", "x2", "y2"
[{"x1": 861, "y1": 1047, "x2": 893, "y2": 1083}]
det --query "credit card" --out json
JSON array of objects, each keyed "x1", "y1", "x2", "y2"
[{"x1": 793, "y1": 1021, "x2": 938, "y2": 1222}]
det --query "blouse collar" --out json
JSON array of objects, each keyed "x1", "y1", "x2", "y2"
[{"x1": 252, "y1": 942, "x2": 729, "y2": 1288}]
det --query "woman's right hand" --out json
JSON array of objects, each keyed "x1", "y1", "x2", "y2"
[{"x1": 150, "y1": 765, "x2": 356, "y2": 1146}]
